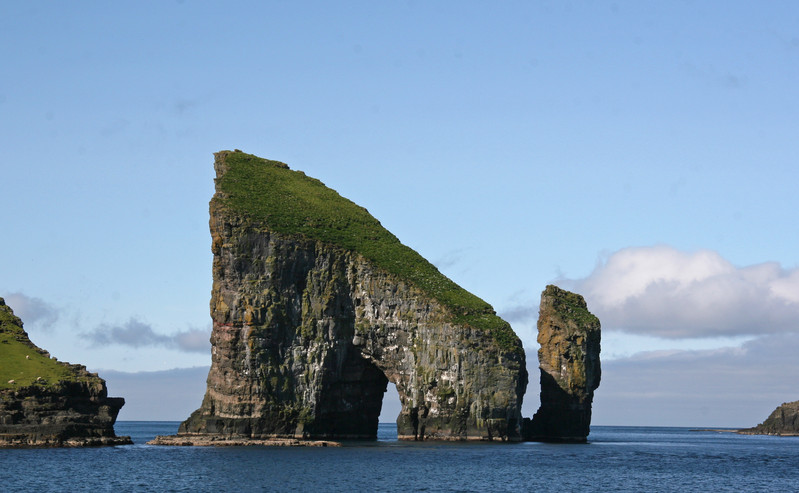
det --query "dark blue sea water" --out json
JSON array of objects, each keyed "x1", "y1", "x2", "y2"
[{"x1": 2, "y1": 422, "x2": 798, "y2": 492}]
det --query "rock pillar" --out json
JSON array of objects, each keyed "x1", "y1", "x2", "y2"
[{"x1": 523, "y1": 285, "x2": 601, "y2": 442}]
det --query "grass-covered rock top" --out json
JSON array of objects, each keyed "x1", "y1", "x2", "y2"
[
  {"x1": 542, "y1": 285, "x2": 600, "y2": 329},
  {"x1": 0, "y1": 298, "x2": 80, "y2": 391},
  {"x1": 213, "y1": 150, "x2": 521, "y2": 354}
]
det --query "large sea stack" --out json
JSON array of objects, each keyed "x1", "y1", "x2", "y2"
[
  {"x1": 172, "y1": 151, "x2": 527, "y2": 442},
  {"x1": 523, "y1": 285, "x2": 601, "y2": 442},
  {"x1": 739, "y1": 401, "x2": 799, "y2": 436},
  {"x1": 0, "y1": 298, "x2": 130, "y2": 447}
]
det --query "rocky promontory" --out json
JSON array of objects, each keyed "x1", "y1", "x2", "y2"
[
  {"x1": 522, "y1": 285, "x2": 601, "y2": 442},
  {"x1": 0, "y1": 297, "x2": 130, "y2": 447},
  {"x1": 738, "y1": 401, "x2": 799, "y2": 436},
  {"x1": 165, "y1": 151, "x2": 528, "y2": 443}
]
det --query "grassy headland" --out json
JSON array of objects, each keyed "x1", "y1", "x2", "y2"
[
  {"x1": 213, "y1": 150, "x2": 521, "y2": 354},
  {"x1": 0, "y1": 299, "x2": 77, "y2": 390}
]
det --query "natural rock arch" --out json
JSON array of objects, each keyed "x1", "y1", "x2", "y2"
[{"x1": 178, "y1": 151, "x2": 527, "y2": 441}]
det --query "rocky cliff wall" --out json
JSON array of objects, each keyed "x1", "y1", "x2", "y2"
[
  {"x1": 178, "y1": 151, "x2": 527, "y2": 441},
  {"x1": 523, "y1": 285, "x2": 601, "y2": 442},
  {"x1": 0, "y1": 298, "x2": 130, "y2": 447}
]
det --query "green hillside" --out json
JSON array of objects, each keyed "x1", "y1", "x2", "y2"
[
  {"x1": 213, "y1": 150, "x2": 521, "y2": 353},
  {"x1": 0, "y1": 298, "x2": 77, "y2": 390}
]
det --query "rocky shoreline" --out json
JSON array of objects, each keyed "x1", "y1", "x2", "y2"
[
  {"x1": 147, "y1": 434, "x2": 340, "y2": 447},
  {"x1": 0, "y1": 434, "x2": 132, "y2": 448}
]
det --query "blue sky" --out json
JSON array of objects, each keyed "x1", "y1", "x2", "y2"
[{"x1": 2, "y1": 1, "x2": 798, "y2": 427}]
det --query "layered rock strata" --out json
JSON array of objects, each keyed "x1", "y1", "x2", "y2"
[
  {"x1": 172, "y1": 151, "x2": 527, "y2": 443},
  {"x1": 522, "y1": 285, "x2": 601, "y2": 442},
  {"x1": 0, "y1": 298, "x2": 130, "y2": 447},
  {"x1": 738, "y1": 401, "x2": 799, "y2": 436}
]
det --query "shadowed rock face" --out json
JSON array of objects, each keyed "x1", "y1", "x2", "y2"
[
  {"x1": 739, "y1": 401, "x2": 799, "y2": 436},
  {"x1": 523, "y1": 285, "x2": 601, "y2": 442},
  {"x1": 0, "y1": 298, "x2": 130, "y2": 448},
  {"x1": 178, "y1": 151, "x2": 527, "y2": 441}
]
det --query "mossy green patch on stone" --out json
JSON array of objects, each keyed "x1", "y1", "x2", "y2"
[
  {"x1": 544, "y1": 285, "x2": 600, "y2": 329},
  {"x1": 213, "y1": 150, "x2": 521, "y2": 354}
]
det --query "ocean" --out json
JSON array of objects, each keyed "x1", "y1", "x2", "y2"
[{"x1": 2, "y1": 422, "x2": 798, "y2": 492}]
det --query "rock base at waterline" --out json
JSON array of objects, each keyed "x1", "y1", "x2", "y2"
[{"x1": 147, "y1": 434, "x2": 340, "y2": 447}]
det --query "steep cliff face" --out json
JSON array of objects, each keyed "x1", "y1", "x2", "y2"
[
  {"x1": 523, "y1": 285, "x2": 601, "y2": 442},
  {"x1": 0, "y1": 298, "x2": 130, "y2": 447},
  {"x1": 178, "y1": 151, "x2": 527, "y2": 441},
  {"x1": 739, "y1": 401, "x2": 799, "y2": 436}
]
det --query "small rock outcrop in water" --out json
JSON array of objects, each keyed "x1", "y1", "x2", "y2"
[
  {"x1": 0, "y1": 298, "x2": 130, "y2": 447},
  {"x1": 738, "y1": 401, "x2": 799, "y2": 436},
  {"x1": 169, "y1": 151, "x2": 527, "y2": 443},
  {"x1": 522, "y1": 285, "x2": 601, "y2": 442}
]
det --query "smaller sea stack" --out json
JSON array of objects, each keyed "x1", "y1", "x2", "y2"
[{"x1": 523, "y1": 285, "x2": 601, "y2": 442}]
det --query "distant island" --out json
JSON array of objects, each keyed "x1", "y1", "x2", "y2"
[
  {"x1": 152, "y1": 150, "x2": 601, "y2": 446},
  {"x1": 738, "y1": 400, "x2": 799, "y2": 436},
  {"x1": 0, "y1": 297, "x2": 131, "y2": 447}
]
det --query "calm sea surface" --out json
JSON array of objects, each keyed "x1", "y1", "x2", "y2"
[{"x1": 2, "y1": 422, "x2": 798, "y2": 492}]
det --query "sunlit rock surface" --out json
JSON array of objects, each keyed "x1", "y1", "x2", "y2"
[
  {"x1": 174, "y1": 151, "x2": 527, "y2": 442},
  {"x1": 522, "y1": 285, "x2": 601, "y2": 442}
]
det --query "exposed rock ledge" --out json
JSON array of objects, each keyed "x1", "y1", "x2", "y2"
[
  {"x1": 1, "y1": 433, "x2": 131, "y2": 448},
  {"x1": 738, "y1": 400, "x2": 799, "y2": 436},
  {"x1": 147, "y1": 434, "x2": 340, "y2": 447},
  {"x1": 0, "y1": 297, "x2": 131, "y2": 448}
]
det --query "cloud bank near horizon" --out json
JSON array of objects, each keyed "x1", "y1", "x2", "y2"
[
  {"x1": 102, "y1": 366, "x2": 210, "y2": 421},
  {"x1": 594, "y1": 332, "x2": 799, "y2": 427}
]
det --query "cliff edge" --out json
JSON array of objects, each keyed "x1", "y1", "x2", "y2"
[
  {"x1": 173, "y1": 150, "x2": 527, "y2": 442},
  {"x1": 0, "y1": 297, "x2": 130, "y2": 447}
]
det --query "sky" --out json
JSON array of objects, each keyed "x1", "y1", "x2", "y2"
[{"x1": 2, "y1": 1, "x2": 798, "y2": 427}]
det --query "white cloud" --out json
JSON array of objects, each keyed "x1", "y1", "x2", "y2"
[
  {"x1": 3, "y1": 292, "x2": 60, "y2": 331},
  {"x1": 82, "y1": 318, "x2": 211, "y2": 353},
  {"x1": 564, "y1": 245, "x2": 799, "y2": 338}
]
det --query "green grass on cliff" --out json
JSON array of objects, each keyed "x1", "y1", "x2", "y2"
[
  {"x1": 0, "y1": 301, "x2": 76, "y2": 391},
  {"x1": 213, "y1": 151, "x2": 521, "y2": 354},
  {"x1": 545, "y1": 285, "x2": 600, "y2": 329}
]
